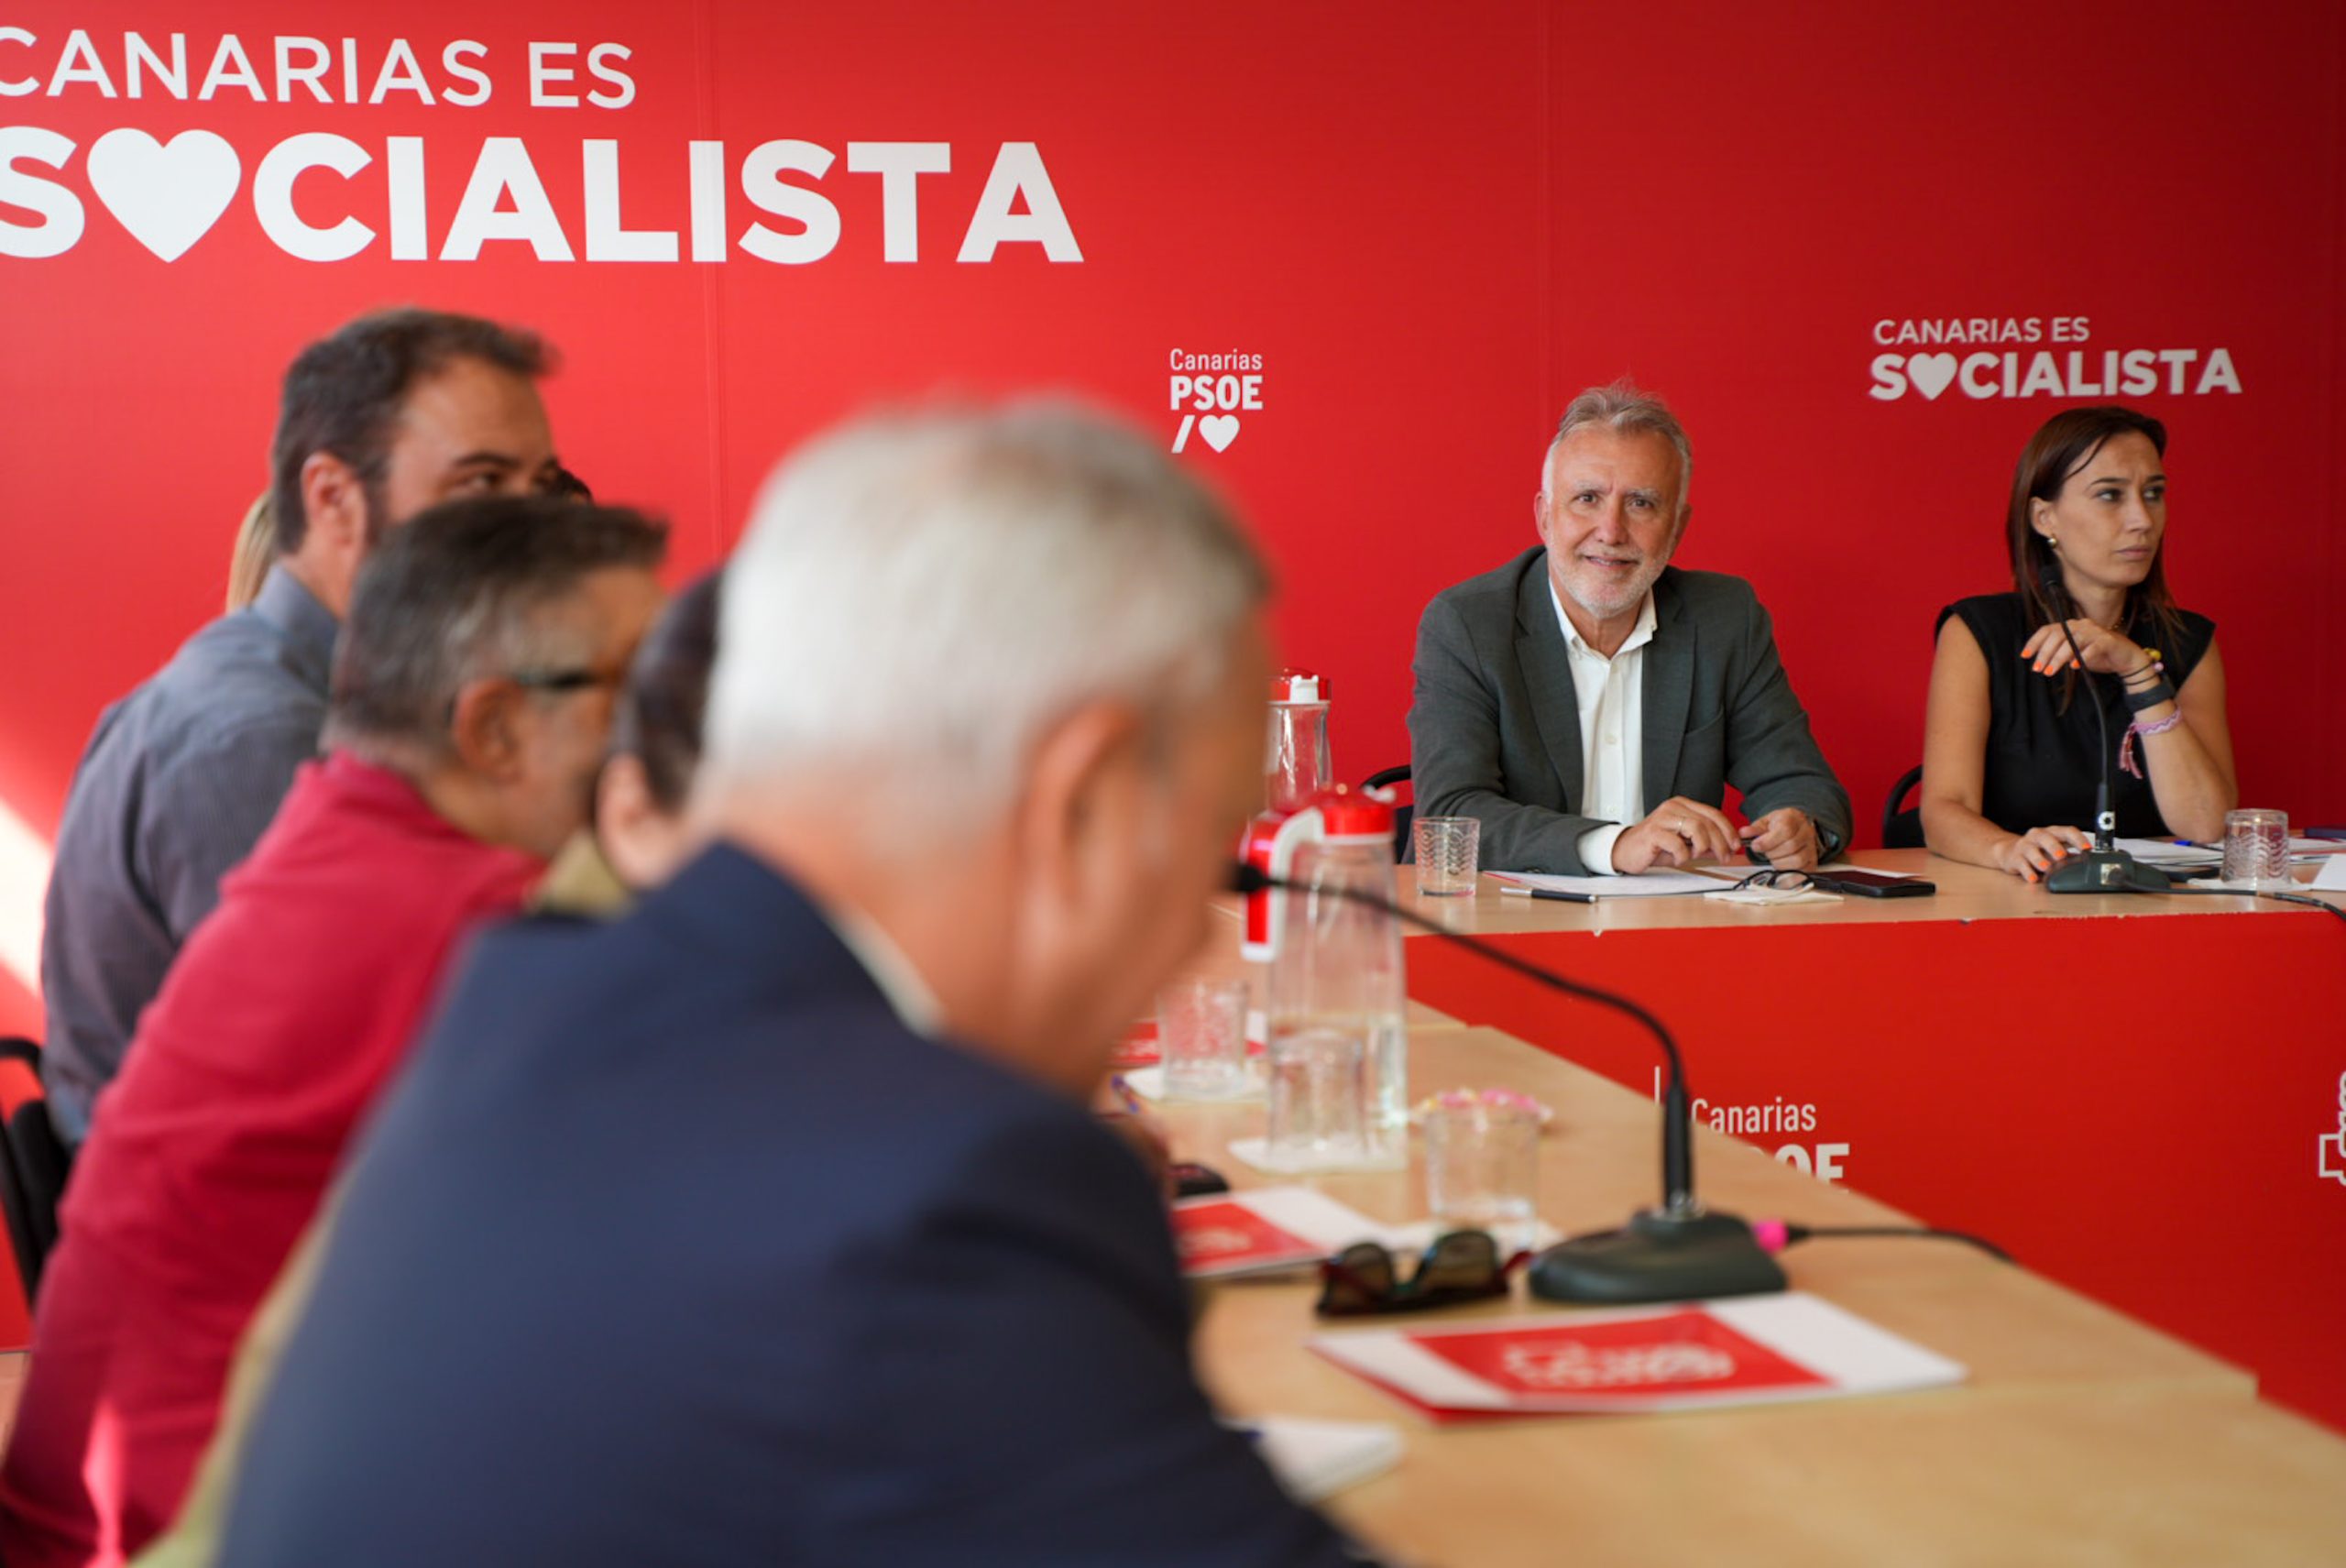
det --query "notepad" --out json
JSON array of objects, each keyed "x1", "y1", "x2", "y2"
[
  {"x1": 1169, "y1": 1187, "x2": 1390, "y2": 1278},
  {"x1": 1113, "y1": 1011, "x2": 1267, "y2": 1069},
  {"x1": 1702, "y1": 884, "x2": 1842, "y2": 907},
  {"x1": 2121, "y1": 837, "x2": 2342, "y2": 869},
  {"x1": 1121, "y1": 1062, "x2": 1266, "y2": 1104},
  {"x1": 2117, "y1": 839, "x2": 2223, "y2": 868},
  {"x1": 1310, "y1": 1293, "x2": 1966, "y2": 1420},
  {"x1": 1486, "y1": 870, "x2": 1724, "y2": 899},
  {"x1": 1228, "y1": 1417, "x2": 1403, "y2": 1503}
]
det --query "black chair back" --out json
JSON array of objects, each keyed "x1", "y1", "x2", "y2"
[
  {"x1": 1362, "y1": 764, "x2": 1414, "y2": 861},
  {"x1": 0, "y1": 1037, "x2": 69, "y2": 1301},
  {"x1": 1881, "y1": 764, "x2": 1925, "y2": 850},
  {"x1": 0, "y1": 1128, "x2": 40, "y2": 1306}
]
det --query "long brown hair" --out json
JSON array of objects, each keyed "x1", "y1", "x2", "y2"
[{"x1": 2006, "y1": 406, "x2": 2184, "y2": 707}]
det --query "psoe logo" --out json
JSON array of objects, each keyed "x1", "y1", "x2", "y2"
[
  {"x1": 2319, "y1": 1072, "x2": 2346, "y2": 1186},
  {"x1": 1664, "y1": 1069, "x2": 1847, "y2": 1184},
  {"x1": 1867, "y1": 315, "x2": 2241, "y2": 402},
  {"x1": 1168, "y1": 347, "x2": 1262, "y2": 455}
]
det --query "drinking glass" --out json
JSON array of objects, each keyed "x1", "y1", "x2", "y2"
[
  {"x1": 1422, "y1": 1090, "x2": 1541, "y2": 1253},
  {"x1": 1264, "y1": 1028, "x2": 1367, "y2": 1168},
  {"x1": 1413, "y1": 817, "x2": 1481, "y2": 896},
  {"x1": 1157, "y1": 977, "x2": 1251, "y2": 1101},
  {"x1": 2222, "y1": 808, "x2": 2289, "y2": 888}
]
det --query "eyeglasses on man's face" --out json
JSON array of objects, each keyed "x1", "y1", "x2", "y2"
[
  {"x1": 508, "y1": 666, "x2": 627, "y2": 696},
  {"x1": 441, "y1": 666, "x2": 626, "y2": 729}
]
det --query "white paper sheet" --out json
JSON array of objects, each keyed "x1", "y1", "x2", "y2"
[
  {"x1": 1486, "y1": 870, "x2": 1725, "y2": 899},
  {"x1": 1228, "y1": 1417, "x2": 1404, "y2": 1503},
  {"x1": 1120, "y1": 1062, "x2": 1266, "y2": 1104},
  {"x1": 1170, "y1": 1186, "x2": 1400, "y2": 1278},
  {"x1": 2121, "y1": 836, "x2": 2342, "y2": 868},
  {"x1": 1310, "y1": 1292, "x2": 1966, "y2": 1418},
  {"x1": 1702, "y1": 884, "x2": 1843, "y2": 907},
  {"x1": 2117, "y1": 838, "x2": 2223, "y2": 867}
]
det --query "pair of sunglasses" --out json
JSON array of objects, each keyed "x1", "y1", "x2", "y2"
[{"x1": 1315, "y1": 1230, "x2": 1529, "y2": 1318}]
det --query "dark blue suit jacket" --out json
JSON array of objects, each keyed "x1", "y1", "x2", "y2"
[{"x1": 218, "y1": 845, "x2": 1365, "y2": 1567}]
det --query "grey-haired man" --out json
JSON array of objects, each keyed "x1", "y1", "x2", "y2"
[{"x1": 1409, "y1": 381, "x2": 1849, "y2": 875}]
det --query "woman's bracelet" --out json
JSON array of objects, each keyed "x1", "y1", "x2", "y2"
[
  {"x1": 2118, "y1": 709, "x2": 2186, "y2": 779},
  {"x1": 2123, "y1": 678, "x2": 2176, "y2": 713},
  {"x1": 2121, "y1": 653, "x2": 2167, "y2": 685}
]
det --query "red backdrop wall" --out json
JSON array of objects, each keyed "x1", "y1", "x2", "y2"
[{"x1": 3, "y1": 1, "x2": 2343, "y2": 1039}]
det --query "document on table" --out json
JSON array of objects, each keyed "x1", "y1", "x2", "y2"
[
  {"x1": 2118, "y1": 839, "x2": 2222, "y2": 868},
  {"x1": 1169, "y1": 1187, "x2": 1394, "y2": 1278},
  {"x1": 2121, "y1": 837, "x2": 2343, "y2": 869},
  {"x1": 1228, "y1": 1417, "x2": 1403, "y2": 1503},
  {"x1": 1703, "y1": 883, "x2": 1841, "y2": 907},
  {"x1": 1310, "y1": 1292, "x2": 1967, "y2": 1420},
  {"x1": 1485, "y1": 870, "x2": 1724, "y2": 899}
]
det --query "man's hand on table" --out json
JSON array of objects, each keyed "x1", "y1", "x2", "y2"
[
  {"x1": 1608, "y1": 801, "x2": 1823, "y2": 874},
  {"x1": 1739, "y1": 806, "x2": 1822, "y2": 872},
  {"x1": 1610, "y1": 796, "x2": 1740, "y2": 872}
]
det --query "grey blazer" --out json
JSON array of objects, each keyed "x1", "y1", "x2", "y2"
[{"x1": 1408, "y1": 547, "x2": 1851, "y2": 875}]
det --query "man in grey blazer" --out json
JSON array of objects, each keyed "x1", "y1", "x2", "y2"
[{"x1": 1409, "y1": 383, "x2": 1850, "y2": 876}]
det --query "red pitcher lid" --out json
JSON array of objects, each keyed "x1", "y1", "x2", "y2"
[
  {"x1": 1311, "y1": 784, "x2": 1392, "y2": 839},
  {"x1": 1270, "y1": 668, "x2": 1328, "y2": 703}
]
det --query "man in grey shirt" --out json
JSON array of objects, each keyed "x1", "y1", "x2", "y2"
[
  {"x1": 40, "y1": 309, "x2": 570, "y2": 1142},
  {"x1": 1409, "y1": 382, "x2": 1849, "y2": 878}
]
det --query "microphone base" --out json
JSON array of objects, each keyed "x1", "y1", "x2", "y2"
[
  {"x1": 1528, "y1": 1209, "x2": 1789, "y2": 1305},
  {"x1": 2045, "y1": 850, "x2": 2171, "y2": 894}
]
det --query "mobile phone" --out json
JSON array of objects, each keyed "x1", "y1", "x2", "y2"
[
  {"x1": 1170, "y1": 1162, "x2": 1231, "y2": 1199},
  {"x1": 1809, "y1": 870, "x2": 1935, "y2": 898}
]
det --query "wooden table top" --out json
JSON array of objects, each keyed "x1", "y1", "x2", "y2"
[
  {"x1": 1376, "y1": 848, "x2": 2344, "y2": 939},
  {"x1": 1162, "y1": 1025, "x2": 2346, "y2": 1566}
]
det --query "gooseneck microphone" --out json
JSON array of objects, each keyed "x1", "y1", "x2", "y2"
[
  {"x1": 2036, "y1": 559, "x2": 2170, "y2": 894},
  {"x1": 1230, "y1": 862, "x2": 1788, "y2": 1304}
]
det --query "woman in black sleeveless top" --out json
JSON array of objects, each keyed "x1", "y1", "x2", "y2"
[{"x1": 1920, "y1": 407, "x2": 2236, "y2": 881}]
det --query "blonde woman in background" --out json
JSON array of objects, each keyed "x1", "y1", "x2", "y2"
[
  {"x1": 225, "y1": 495, "x2": 272, "y2": 611},
  {"x1": 230, "y1": 468, "x2": 586, "y2": 610}
]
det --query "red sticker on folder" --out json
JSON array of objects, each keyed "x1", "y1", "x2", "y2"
[
  {"x1": 1112, "y1": 1021, "x2": 1161, "y2": 1068},
  {"x1": 1309, "y1": 1295, "x2": 1968, "y2": 1420},
  {"x1": 1171, "y1": 1201, "x2": 1323, "y2": 1277},
  {"x1": 1411, "y1": 1311, "x2": 1826, "y2": 1400},
  {"x1": 1113, "y1": 1015, "x2": 1268, "y2": 1069}
]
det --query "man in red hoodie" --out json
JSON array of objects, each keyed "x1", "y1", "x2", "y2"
[{"x1": 0, "y1": 494, "x2": 667, "y2": 1568}]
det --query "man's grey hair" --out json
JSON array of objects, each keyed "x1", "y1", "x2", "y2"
[
  {"x1": 1544, "y1": 379, "x2": 1694, "y2": 512},
  {"x1": 705, "y1": 401, "x2": 1269, "y2": 809},
  {"x1": 325, "y1": 494, "x2": 669, "y2": 754}
]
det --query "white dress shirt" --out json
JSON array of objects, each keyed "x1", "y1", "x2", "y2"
[
  {"x1": 1550, "y1": 582, "x2": 1658, "y2": 874},
  {"x1": 833, "y1": 906, "x2": 947, "y2": 1038}
]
